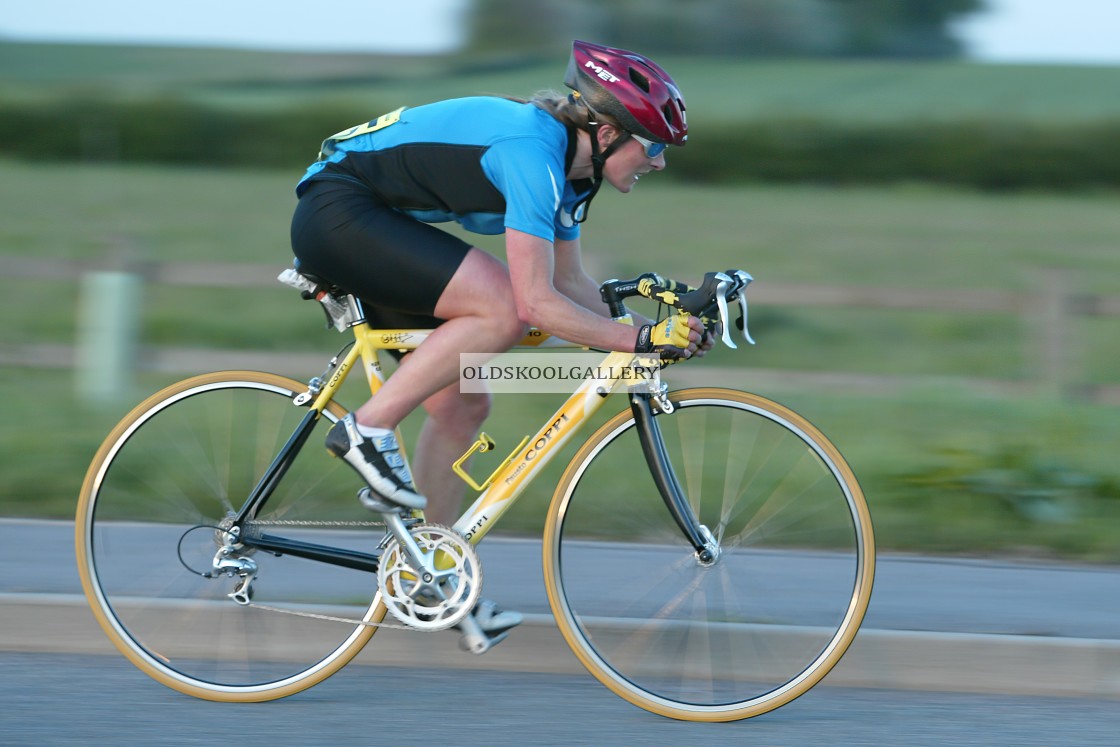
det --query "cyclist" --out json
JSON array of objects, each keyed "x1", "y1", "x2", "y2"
[{"x1": 290, "y1": 41, "x2": 709, "y2": 636}]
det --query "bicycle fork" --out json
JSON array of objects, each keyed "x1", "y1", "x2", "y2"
[{"x1": 629, "y1": 391, "x2": 722, "y2": 566}]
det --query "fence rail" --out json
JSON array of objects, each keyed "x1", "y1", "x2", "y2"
[{"x1": 3, "y1": 256, "x2": 1118, "y2": 404}]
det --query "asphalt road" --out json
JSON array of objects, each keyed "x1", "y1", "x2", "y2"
[
  {"x1": 8, "y1": 518, "x2": 1120, "y2": 638},
  {"x1": 3, "y1": 518, "x2": 1119, "y2": 745},
  {"x1": 3, "y1": 652, "x2": 1119, "y2": 747}
]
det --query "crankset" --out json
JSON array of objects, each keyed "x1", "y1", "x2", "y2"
[{"x1": 377, "y1": 523, "x2": 482, "y2": 631}]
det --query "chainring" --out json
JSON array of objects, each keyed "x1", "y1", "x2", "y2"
[{"x1": 376, "y1": 523, "x2": 482, "y2": 631}]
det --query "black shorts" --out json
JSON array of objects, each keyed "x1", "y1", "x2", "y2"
[{"x1": 290, "y1": 179, "x2": 472, "y2": 329}]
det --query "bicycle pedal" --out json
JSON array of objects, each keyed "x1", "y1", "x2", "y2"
[
  {"x1": 455, "y1": 601, "x2": 520, "y2": 655},
  {"x1": 357, "y1": 487, "x2": 404, "y2": 514},
  {"x1": 459, "y1": 629, "x2": 509, "y2": 655}
]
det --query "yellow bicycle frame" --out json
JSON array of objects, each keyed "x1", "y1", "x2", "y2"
[{"x1": 302, "y1": 321, "x2": 646, "y2": 545}]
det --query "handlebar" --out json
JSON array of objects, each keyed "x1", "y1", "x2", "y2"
[{"x1": 600, "y1": 270, "x2": 755, "y2": 348}]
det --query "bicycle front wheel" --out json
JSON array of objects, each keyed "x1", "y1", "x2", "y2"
[
  {"x1": 543, "y1": 387, "x2": 874, "y2": 722},
  {"x1": 75, "y1": 371, "x2": 386, "y2": 702}
]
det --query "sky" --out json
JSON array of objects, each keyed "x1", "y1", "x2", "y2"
[
  {"x1": 0, "y1": 0, "x2": 472, "y2": 54},
  {"x1": 955, "y1": 0, "x2": 1119, "y2": 64},
  {"x1": 0, "y1": 0, "x2": 1117, "y2": 64}
]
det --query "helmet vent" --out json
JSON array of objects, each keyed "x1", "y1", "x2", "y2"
[{"x1": 628, "y1": 67, "x2": 651, "y2": 93}]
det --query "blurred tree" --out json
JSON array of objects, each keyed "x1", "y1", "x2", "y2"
[
  {"x1": 466, "y1": 0, "x2": 571, "y2": 57},
  {"x1": 829, "y1": 0, "x2": 988, "y2": 57},
  {"x1": 590, "y1": 0, "x2": 844, "y2": 57},
  {"x1": 465, "y1": 0, "x2": 986, "y2": 59}
]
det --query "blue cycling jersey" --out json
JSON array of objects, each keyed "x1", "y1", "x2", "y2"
[{"x1": 297, "y1": 97, "x2": 590, "y2": 242}]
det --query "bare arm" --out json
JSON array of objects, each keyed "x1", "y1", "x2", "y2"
[
  {"x1": 506, "y1": 229, "x2": 640, "y2": 351},
  {"x1": 551, "y1": 236, "x2": 661, "y2": 328},
  {"x1": 550, "y1": 237, "x2": 612, "y2": 317}
]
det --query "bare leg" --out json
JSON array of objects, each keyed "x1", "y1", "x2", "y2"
[
  {"x1": 353, "y1": 247, "x2": 525, "y2": 504},
  {"x1": 410, "y1": 385, "x2": 491, "y2": 525},
  {"x1": 344, "y1": 247, "x2": 526, "y2": 639}
]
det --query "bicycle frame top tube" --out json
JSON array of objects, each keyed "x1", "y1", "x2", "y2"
[
  {"x1": 307, "y1": 321, "x2": 603, "y2": 415},
  {"x1": 302, "y1": 317, "x2": 657, "y2": 546}
]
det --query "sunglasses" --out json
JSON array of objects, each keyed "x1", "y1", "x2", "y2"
[{"x1": 630, "y1": 133, "x2": 667, "y2": 159}]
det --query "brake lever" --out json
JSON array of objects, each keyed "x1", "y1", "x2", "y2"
[
  {"x1": 732, "y1": 270, "x2": 756, "y2": 345},
  {"x1": 713, "y1": 272, "x2": 736, "y2": 349}
]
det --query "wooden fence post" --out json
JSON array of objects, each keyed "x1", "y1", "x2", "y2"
[
  {"x1": 75, "y1": 271, "x2": 143, "y2": 403},
  {"x1": 1035, "y1": 268, "x2": 1078, "y2": 400}
]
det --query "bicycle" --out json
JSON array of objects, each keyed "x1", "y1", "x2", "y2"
[{"x1": 75, "y1": 265, "x2": 874, "y2": 722}]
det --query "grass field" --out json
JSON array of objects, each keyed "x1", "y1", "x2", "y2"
[
  {"x1": 4, "y1": 159, "x2": 1119, "y2": 378},
  {"x1": 4, "y1": 41, "x2": 1120, "y2": 126},
  {"x1": 1, "y1": 42, "x2": 1119, "y2": 559},
  {"x1": 2, "y1": 158, "x2": 1119, "y2": 559}
]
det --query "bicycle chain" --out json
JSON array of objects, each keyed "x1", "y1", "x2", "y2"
[
  {"x1": 240, "y1": 518, "x2": 413, "y2": 630},
  {"x1": 245, "y1": 600, "x2": 418, "y2": 631},
  {"x1": 244, "y1": 519, "x2": 386, "y2": 527}
]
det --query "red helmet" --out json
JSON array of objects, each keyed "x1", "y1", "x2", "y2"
[{"x1": 564, "y1": 40, "x2": 688, "y2": 147}]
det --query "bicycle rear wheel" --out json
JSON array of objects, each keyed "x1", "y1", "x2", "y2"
[
  {"x1": 75, "y1": 371, "x2": 386, "y2": 702},
  {"x1": 543, "y1": 387, "x2": 874, "y2": 722}
]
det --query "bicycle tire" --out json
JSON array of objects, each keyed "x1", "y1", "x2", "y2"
[
  {"x1": 543, "y1": 387, "x2": 874, "y2": 722},
  {"x1": 75, "y1": 371, "x2": 386, "y2": 702}
]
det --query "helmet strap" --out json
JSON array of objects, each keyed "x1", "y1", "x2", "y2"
[{"x1": 572, "y1": 122, "x2": 626, "y2": 224}]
